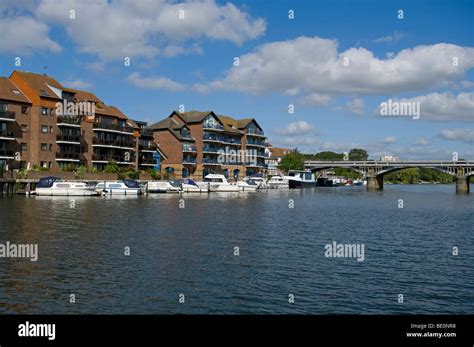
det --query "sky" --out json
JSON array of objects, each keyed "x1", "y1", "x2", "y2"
[{"x1": 0, "y1": 0, "x2": 473, "y2": 159}]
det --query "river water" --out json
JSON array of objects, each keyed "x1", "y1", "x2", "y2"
[{"x1": 0, "y1": 184, "x2": 472, "y2": 314}]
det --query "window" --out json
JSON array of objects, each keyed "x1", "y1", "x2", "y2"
[
  {"x1": 41, "y1": 143, "x2": 48, "y2": 151},
  {"x1": 49, "y1": 144, "x2": 53, "y2": 151},
  {"x1": 21, "y1": 124, "x2": 28, "y2": 132},
  {"x1": 0, "y1": 103, "x2": 7, "y2": 112},
  {"x1": 11, "y1": 89, "x2": 20, "y2": 95},
  {"x1": 21, "y1": 106, "x2": 28, "y2": 114},
  {"x1": 21, "y1": 143, "x2": 27, "y2": 151},
  {"x1": 41, "y1": 108, "x2": 48, "y2": 116},
  {"x1": 41, "y1": 125, "x2": 48, "y2": 133}
]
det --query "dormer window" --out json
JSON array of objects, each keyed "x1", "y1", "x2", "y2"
[{"x1": 181, "y1": 128, "x2": 189, "y2": 138}]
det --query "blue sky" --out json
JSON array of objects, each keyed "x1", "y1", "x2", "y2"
[{"x1": 0, "y1": 0, "x2": 473, "y2": 159}]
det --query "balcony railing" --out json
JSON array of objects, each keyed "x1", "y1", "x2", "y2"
[
  {"x1": 202, "y1": 146, "x2": 221, "y2": 153},
  {"x1": 203, "y1": 123, "x2": 224, "y2": 131},
  {"x1": 57, "y1": 134, "x2": 81, "y2": 143},
  {"x1": 141, "y1": 129, "x2": 154, "y2": 137},
  {"x1": 203, "y1": 134, "x2": 224, "y2": 142},
  {"x1": 202, "y1": 157, "x2": 222, "y2": 164},
  {"x1": 183, "y1": 158, "x2": 197, "y2": 164},
  {"x1": 0, "y1": 111, "x2": 15, "y2": 120},
  {"x1": 140, "y1": 157, "x2": 157, "y2": 165},
  {"x1": 56, "y1": 152, "x2": 81, "y2": 160},
  {"x1": 93, "y1": 122, "x2": 134, "y2": 133},
  {"x1": 246, "y1": 129, "x2": 265, "y2": 137},
  {"x1": 139, "y1": 142, "x2": 156, "y2": 151},
  {"x1": 224, "y1": 138, "x2": 241, "y2": 145},
  {"x1": 182, "y1": 144, "x2": 197, "y2": 152},
  {"x1": 246, "y1": 140, "x2": 266, "y2": 146},
  {"x1": 57, "y1": 115, "x2": 81, "y2": 126},
  {"x1": 0, "y1": 149, "x2": 15, "y2": 158},
  {"x1": 93, "y1": 137, "x2": 135, "y2": 148},
  {"x1": 92, "y1": 154, "x2": 135, "y2": 162},
  {"x1": 0, "y1": 130, "x2": 15, "y2": 138}
]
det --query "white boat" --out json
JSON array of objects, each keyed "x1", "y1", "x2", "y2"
[
  {"x1": 237, "y1": 177, "x2": 261, "y2": 191},
  {"x1": 246, "y1": 176, "x2": 268, "y2": 189},
  {"x1": 180, "y1": 179, "x2": 209, "y2": 193},
  {"x1": 147, "y1": 180, "x2": 181, "y2": 193},
  {"x1": 288, "y1": 171, "x2": 317, "y2": 189},
  {"x1": 95, "y1": 180, "x2": 142, "y2": 195},
  {"x1": 35, "y1": 176, "x2": 97, "y2": 196},
  {"x1": 353, "y1": 179, "x2": 366, "y2": 186},
  {"x1": 197, "y1": 174, "x2": 240, "y2": 192},
  {"x1": 268, "y1": 176, "x2": 290, "y2": 189}
]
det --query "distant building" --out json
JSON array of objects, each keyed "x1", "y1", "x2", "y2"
[
  {"x1": 265, "y1": 146, "x2": 290, "y2": 176},
  {"x1": 380, "y1": 155, "x2": 399, "y2": 162}
]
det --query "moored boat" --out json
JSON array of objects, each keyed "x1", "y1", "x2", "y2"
[
  {"x1": 237, "y1": 177, "x2": 261, "y2": 191},
  {"x1": 268, "y1": 175, "x2": 290, "y2": 189},
  {"x1": 95, "y1": 180, "x2": 142, "y2": 195},
  {"x1": 147, "y1": 180, "x2": 181, "y2": 193},
  {"x1": 288, "y1": 171, "x2": 317, "y2": 189},
  {"x1": 35, "y1": 176, "x2": 97, "y2": 196},
  {"x1": 197, "y1": 174, "x2": 240, "y2": 192}
]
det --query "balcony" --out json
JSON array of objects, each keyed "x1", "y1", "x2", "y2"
[
  {"x1": 139, "y1": 157, "x2": 157, "y2": 166},
  {"x1": 92, "y1": 154, "x2": 135, "y2": 164},
  {"x1": 0, "y1": 111, "x2": 15, "y2": 121},
  {"x1": 93, "y1": 122, "x2": 134, "y2": 134},
  {"x1": 141, "y1": 128, "x2": 154, "y2": 137},
  {"x1": 57, "y1": 134, "x2": 81, "y2": 144},
  {"x1": 202, "y1": 145, "x2": 221, "y2": 153},
  {"x1": 203, "y1": 123, "x2": 224, "y2": 131},
  {"x1": 203, "y1": 134, "x2": 224, "y2": 143},
  {"x1": 0, "y1": 149, "x2": 15, "y2": 159},
  {"x1": 57, "y1": 115, "x2": 81, "y2": 127},
  {"x1": 0, "y1": 130, "x2": 15, "y2": 140},
  {"x1": 56, "y1": 152, "x2": 81, "y2": 162},
  {"x1": 246, "y1": 139, "x2": 266, "y2": 147},
  {"x1": 139, "y1": 141, "x2": 157, "y2": 152},
  {"x1": 182, "y1": 144, "x2": 197, "y2": 152},
  {"x1": 202, "y1": 157, "x2": 221, "y2": 165},
  {"x1": 93, "y1": 137, "x2": 135, "y2": 149},
  {"x1": 246, "y1": 129, "x2": 265, "y2": 137},
  {"x1": 183, "y1": 157, "x2": 197, "y2": 165}
]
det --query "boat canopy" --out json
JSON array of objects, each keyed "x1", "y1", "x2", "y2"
[
  {"x1": 123, "y1": 179, "x2": 140, "y2": 188},
  {"x1": 37, "y1": 176, "x2": 60, "y2": 188}
]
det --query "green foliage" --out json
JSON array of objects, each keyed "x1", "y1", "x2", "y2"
[
  {"x1": 303, "y1": 151, "x2": 343, "y2": 161},
  {"x1": 385, "y1": 168, "x2": 452, "y2": 184},
  {"x1": 278, "y1": 149, "x2": 305, "y2": 171},
  {"x1": 16, "y1": 169, "x2": 28, "y2": 179},
  {"x1": 104, "y1": 160, "x2": 119, "y2": 173},
  {"x1": 75, "y1": 165, "x2": 88, "y2": 179},
  {"x1": 61, "y1": 163, "x2": 78, "y2": 172},
  {"x1": 147, "y1": 169, "x2": 161, "y2": 180},
  {"x1": 349, "y1": 148, "x2": 369, "y2": 161}
]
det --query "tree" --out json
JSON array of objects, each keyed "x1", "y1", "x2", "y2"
[
  {"x1": 348, "y1": 148, "x2": 369, "y2": 161},
  {"x1": 278, "y1": 150, "x2": 305, "y2": 172}
]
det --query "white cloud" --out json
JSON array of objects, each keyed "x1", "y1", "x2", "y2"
[
  {"x1": 299, "y1": 93, "x2": 331, "y2": 106},
  {"x1": 274, "y1": 121, "x2": 316, "y2": 136},
  {"x1": 382, "y1": 136, "x2": 398, "y2": 144},
  {"x1": 202, "y1": 36, "x2": 474, "y2": 96},
  {"x1": 126, "y1": 72, "x2": 185, "y2": 92},
  {"x1": 0, "y1": 16, "x2": 61, "y2": 54},
  {"x1": 63, "y1": 79, "x2": 93, "y2": 90},
  {"x1": 439, "y1": 129, "x2": 474, "y2": 143},
  {"x1": 345, "y1": 98, "x2": 365, "y2": 115},
  {"x1": 377, "y1": 92, "x2": 474, "y2": 122},
  {"x1": 373, "y1": 31, "x2": 405, "y2": 44},
  {"x1": 414, "y1": 137, "x2": 431, "y2": 146},
  {"x1": 35, "y1": 0, "x2": 265, "y2": 60},
  {"x1": 162, "y1": 44, "x2": 203, "y2": 57}
]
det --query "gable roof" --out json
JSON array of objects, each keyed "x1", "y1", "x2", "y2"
[
  {"x1": 0, "y1": 77, "x2": 31, "y2": 103},
  {"x1": 216, "y1": 115, "x2": 244, "y2": 135},
  {"x1": 269, "y1": 147, "x2": 290, "y2": 157},
  {"x1": 12, "y1": 70, "x2": 63, "y2": 100},
  {"x1": 148, "y1": 117, "x2": 195, "y2": 141},
  {"x1": 175, "y1": 110, "x2": 215, "y2": 123}
]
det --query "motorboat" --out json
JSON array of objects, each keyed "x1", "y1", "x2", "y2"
[
  {"x1": 147, "y1": 180, "x2": 181, "y2": 193},
  {"x1": 35, "y1": 176, "x2": 97, "y2": 196},
  {"x1": 353, "y1": 179, "x2": 366, "y2": 186},
  {"x1": 288, "y1": 171, "x2": 317, "y2": 189},
  {"x1": 246, "y1": 176, "x2": 268, "y2": 189},
  {"x1": 180, "y1": 178, "x2": 209, "y2": 193},
  {"x1": 268, "y1": 175, "x2": 290, "y2": 189},
  {"x1": 95, "y1": 180, "x2": 142, "y2": 195},
  {"x1": 197, "y1": 174, "x2": 240, "y2": 192},
  {"x1": 237, "y1": 177, "x2": 261, "y2": 191}
]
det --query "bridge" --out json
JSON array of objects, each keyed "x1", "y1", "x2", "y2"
[{"x1": 304, "y1": 160, "x2": 474, "y2": 193}]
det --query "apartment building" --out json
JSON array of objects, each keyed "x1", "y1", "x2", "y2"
[
  {"x1": 0, "y1": 77, "x2": 32, "y2": 170},
  {"x1": 1, "y1": 70, "x2": 162, "y2": 172},
  {"x1": 149, "y1": 110, "x2": 267, "y2": 179}
]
